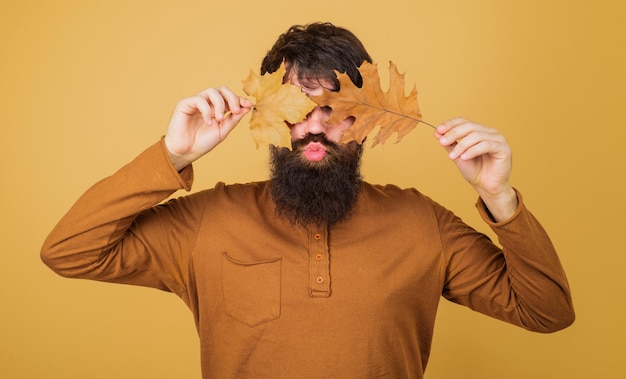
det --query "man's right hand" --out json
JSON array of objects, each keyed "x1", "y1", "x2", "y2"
[{"x1": 164, "y1": 86, "x2": 253, "y2": 171}]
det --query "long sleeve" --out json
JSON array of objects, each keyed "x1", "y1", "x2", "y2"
[
  {"x1": 439, "y1": 190, "x2": 575, "y2": 333},
  {"x1": 40, "y1": 170, "x2": 575, "y2": 377},
  {"x1": 40, "y1": 138, "x2": 200, "y2": 297}
]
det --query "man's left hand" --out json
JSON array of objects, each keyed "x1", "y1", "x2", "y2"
[{"x1": 434, "y1": 117, "x2": 518, "y2": 222}]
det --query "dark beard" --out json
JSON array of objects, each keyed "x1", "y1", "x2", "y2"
[{"x1": 269, "y1": 133, "x2": 363, "y2": 227}]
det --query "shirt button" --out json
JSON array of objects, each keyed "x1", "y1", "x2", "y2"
[
  {"x1": 313, "y1": 233, "x2": 322, "y2": 240},
  {"x1": 315, "y1": 275, "x2": 324, "y2": 284},
  {"x1": 315, "y1": 253, "x2": 323, "y2": 261}
]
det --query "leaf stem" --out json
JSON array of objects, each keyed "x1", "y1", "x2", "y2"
[
  {"x1": 418, "y1": 119, "x2": 436, "y2": 129},
  {"x1": 347, "y1": 100, "x2": 436, "y2": 129}
]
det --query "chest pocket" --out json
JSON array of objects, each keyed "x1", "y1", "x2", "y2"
[{"x1": 221, "y1": 252, "x2": 282, "y2": 327}]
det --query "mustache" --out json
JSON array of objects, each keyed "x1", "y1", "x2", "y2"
[{"x1": 291, "y1": 133, "x2": 341, "y2": 152}]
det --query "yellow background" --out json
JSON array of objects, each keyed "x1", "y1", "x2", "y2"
[{"x1": 2, "y1": 0, "x2": 624, "y2": 378}]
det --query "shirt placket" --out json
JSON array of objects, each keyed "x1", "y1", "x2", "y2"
[{"x1": 308, "y1": 226, "x2": 331, "y2": 298}]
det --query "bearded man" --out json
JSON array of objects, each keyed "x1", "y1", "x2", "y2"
[{"x1": 41, "y1": 22, "x2": 574, "y2": 378}]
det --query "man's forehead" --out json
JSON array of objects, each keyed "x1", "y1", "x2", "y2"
[
  {"x1": 283, "y1": 61, "x2": 337, "y2": 91},
  {"x1": 286, "y1": 71, "x2": 336, "y2": 92}
]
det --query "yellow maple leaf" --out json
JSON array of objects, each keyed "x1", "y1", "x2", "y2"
[
  {"x1": 312, "y1": 61, "x2": 428, "y2": 147},
  {"x1": 242, "y1": 62, "x2": 317, "y2": 148}
]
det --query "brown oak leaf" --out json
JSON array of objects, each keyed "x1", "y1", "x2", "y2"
[
  {"x1": 242, "y1": 62, "x2": 317, "y2": 148},
  {"x1": 312, "y1": 61, "x2": 426, "y2": 147}
]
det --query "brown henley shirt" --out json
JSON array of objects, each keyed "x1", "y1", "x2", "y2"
[{"x1": 41, "y1": 138, "x2": 575, "y2": 378}]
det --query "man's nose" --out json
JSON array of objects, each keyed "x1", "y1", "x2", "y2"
[{"x1": 303, "y1": 106, "x2": 330, "y2": 135}]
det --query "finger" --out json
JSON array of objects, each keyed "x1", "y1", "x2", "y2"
[
  {"x1": 217, "y1": 86, "x2": 248, "y2": 115},
  {"x1": 437, "y1": 117, "x2": 470, "y2": 133},
  {"x1": 436, "y1": 121, "x2": 476, "y2": 148},
  {"x1": 239, "y1": 96, "x2": 254, "y2": 111},
  {"x1": 453, "y1": 132, "x2": 508, "y2": 161},
  {"x1": 454, "y1": 140, "x2": 494, "y2": 161},
  {"x1": 197, "y1": 96, "x2": 218, "y2": 126},
  {"x1": 217, "y1": 106, "x2": 251, "y2": 139},
  {"x1": 177, "y1": 96, "x2": 214, "y2": 125},
  {"x1": 439, "y1": 121, "x2": 498, "y2": 147},
  {"x1": 198, "y1": 88, "x2": 227, "y2": 122},
  {"x1": 447, "y1": 128, "x2": 490, "y2": 159}
]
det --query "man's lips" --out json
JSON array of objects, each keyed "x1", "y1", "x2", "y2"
[{"x1": 302, "y1": 142, "x2": 328, "y2": 162}]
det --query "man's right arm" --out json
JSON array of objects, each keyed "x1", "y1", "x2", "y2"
[
  {"x1": 40, "y1": 86, "x2": 252, "y2": 291},
  {"x1": 40, "y1": 139, "x2": 196, "y2": 290}
]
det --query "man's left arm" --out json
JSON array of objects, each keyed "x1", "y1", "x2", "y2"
[{"x1": 435, "y1": 117, "x2": 575, "y2": 331}]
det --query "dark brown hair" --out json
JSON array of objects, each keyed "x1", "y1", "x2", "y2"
[{"x1": 260, "y1": 22, "x2": 373, "y2": 90}]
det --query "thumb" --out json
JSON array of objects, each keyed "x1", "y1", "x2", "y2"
[
  {"x1": 216, "y1": 106, "x2": 252, "y2": 140},
  {"x1": 434, "y1": 130, "x2": 456, "y2": 156}
]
